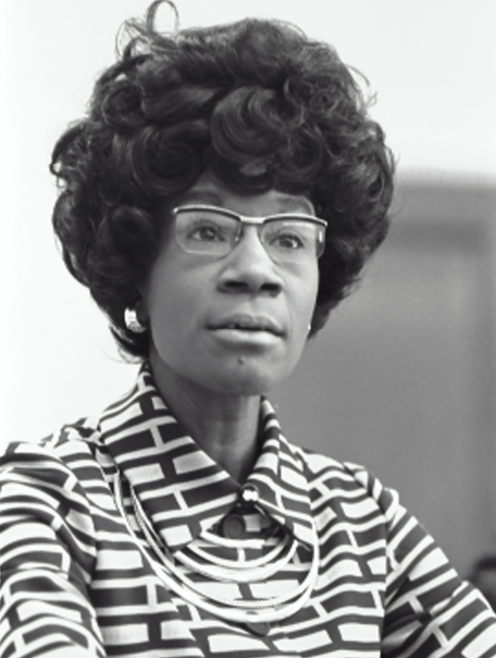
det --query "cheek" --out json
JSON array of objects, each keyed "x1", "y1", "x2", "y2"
[
  {"x1": 148, "y1": 283, "x2": 193, "y2": 337},
  {"x1": 143, "y1": 266, "x2": 181, "y2": 339},
  {"x1": 293, "y1": 269, "x2": 319, "y2": 329},
  {"x1": 147, "y1": 295, "x2": 199, "y2": 374}
]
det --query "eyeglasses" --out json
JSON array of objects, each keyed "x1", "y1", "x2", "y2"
[{"x1": 172, "y1": 205, "x2": 327, "y2": 264}]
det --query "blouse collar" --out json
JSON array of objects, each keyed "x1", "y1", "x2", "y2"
[{"x1": 99, "y1": 363, "x2": 314, "y2": 552}]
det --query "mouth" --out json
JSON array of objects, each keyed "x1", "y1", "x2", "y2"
[{"x1": 208, "y1": 314, "x2": 284, "y2": 337}]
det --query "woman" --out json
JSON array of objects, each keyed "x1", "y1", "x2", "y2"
[{"x1": 1, "y1": 2, "x2": 495, "y2": 656}]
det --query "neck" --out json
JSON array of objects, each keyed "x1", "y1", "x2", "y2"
[{"x1": 148, "y1": 359, "x2": 262, "y2": 484}]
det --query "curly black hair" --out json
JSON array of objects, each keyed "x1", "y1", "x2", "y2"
[{"x1": 50, "y1": 0, "x2": 395, "y2": 359}]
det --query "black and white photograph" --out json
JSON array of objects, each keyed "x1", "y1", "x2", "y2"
[{"x1": 1, "y1": 1, "x2": 495, "y2": 655}]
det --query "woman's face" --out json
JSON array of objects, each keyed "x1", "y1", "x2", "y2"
[{"x1": 141, "y1": 171, "x2": 320, "y2": 400}]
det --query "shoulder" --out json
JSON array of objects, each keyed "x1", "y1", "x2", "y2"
[
  {"x1": 0, "y1": 415, "x2": 109, "y2": 500},
  {"x1": 293, "y1": 445, "x2": 400, "y2": 524},
  {"x1": 0, "y1": 416, "x2": 119, "y2": 561}
]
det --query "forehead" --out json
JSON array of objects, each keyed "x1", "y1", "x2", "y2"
[{"x1": 178, "y1": 171, "x2": 315, "y2": 216}]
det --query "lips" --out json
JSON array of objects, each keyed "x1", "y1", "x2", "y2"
[{"x1": 208, "y1": 314, "x2": 284, "y2": 336}]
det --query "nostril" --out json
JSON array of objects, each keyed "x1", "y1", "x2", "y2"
[
  {"x1": 220, "y1": 278, "x2": 281, "y2": 296},
  {"x1": 222, "y1": 280, "x2": 250, "y2": 292},
  {"x1": 263, "y1": 282, "x2": 282, "y2": 296}
]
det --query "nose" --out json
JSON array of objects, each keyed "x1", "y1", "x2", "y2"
[{"x1": 217, "y1": 226, "x2": 283, "y2": 296}]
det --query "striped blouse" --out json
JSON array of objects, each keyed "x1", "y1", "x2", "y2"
[{"x1": 1, "y1": 364, "x2": 495, "y2": 657}]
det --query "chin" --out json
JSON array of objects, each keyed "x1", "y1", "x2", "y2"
[{"x1": 211, "y1": 362, "x2": 292, "y2": 397}]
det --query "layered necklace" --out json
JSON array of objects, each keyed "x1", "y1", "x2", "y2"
[{"x1": 113, "y1": 475, "x2": 320, "y2": 624}]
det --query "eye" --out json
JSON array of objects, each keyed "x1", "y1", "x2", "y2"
[
  {"x1": 267, "y1": 226, "x2": 307, "y2": 251},
  {"x1": 187, "y1": 220, "x2": 227, "y2": 243},
  {"x1": 273, "y1": 232, "x2": 305, "y2": 250}
]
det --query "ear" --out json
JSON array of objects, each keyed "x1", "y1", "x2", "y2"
[
  {"x1": 136, "y1": 297, "x2": 150, "y2": 322},
  {"x1": 133, "y1": 285, "x2": 150, "y2": 322}
]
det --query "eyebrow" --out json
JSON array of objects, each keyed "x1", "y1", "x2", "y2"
[{"x1": 178, "y1": 190, "x2": 315, "y2": 216}]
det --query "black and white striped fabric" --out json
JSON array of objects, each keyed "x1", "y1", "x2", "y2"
[{"x1": 1, "y1": 363, "x2": 495, "y2": 657}]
